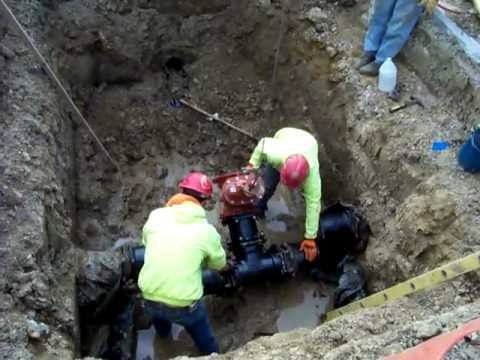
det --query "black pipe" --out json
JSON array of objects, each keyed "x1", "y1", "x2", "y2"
[
  {"x1": 126, "y1": 213, "x2": 308, "y2": 295},
  {"x1": 226, "y1": 215, "x2": 263, "y2": 261},
  {"x1": 127, "y1": 246, "x2": 231, "y2": 294},
  {"x1": 126, "y1": 243, "x2": 305, "y2": 295}
]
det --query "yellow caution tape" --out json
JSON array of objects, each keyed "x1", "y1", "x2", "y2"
[{"x1": 326, "y1": 251, "x2": 480, "y2": 321}]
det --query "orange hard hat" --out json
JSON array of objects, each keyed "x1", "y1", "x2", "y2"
[
  {"x1": 179, "y1": 172, "x2": 213, "y2": 199},
  {"x1": 280, "y1": 154, "x2": 309, "y2": 189}
]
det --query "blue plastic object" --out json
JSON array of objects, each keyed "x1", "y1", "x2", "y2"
[
  {"x1": 432, "y1": 141, "x2": 449, "y2": 152},
  {"x1": 169, "y1": 98, "x2": 182, "y2": 108},
  {"x1": 458, "y1": 129, "x2": 480, "y2": 173}
]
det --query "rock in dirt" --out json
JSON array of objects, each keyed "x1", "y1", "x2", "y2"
[
  {"x1": 13, "y1": 271, "x2": 52, "y2": 310},
  {"x1": 0, "y1": 44, "x2": 15, "y2": 59},
  {"x1": 77, "y1": 250, "x2": 123, "y2": 307},
  {"x1": 329, "y1": 0, "x2": 357, "y2": 7},
  {"x1": 257, "y1": 0, "x2": 271, "y2": 8},
  {"x1": 397, "y1": 189, "x2": 456, "y2": 236},
  {"x1": 26, "y1": 319, "x2": 50, "y2": 340},
  {"x1": 306, "y1": 7, "x2": 328, "y2": 24},
  {"x1": 0, "y1": 293, "x2": 13, "y2": 311},
  {"x1": 326, "y1": 46, "x2": 338, "y2": 59},
  {"x1": 0, "y1": 185, "x2": 24, "y2": 207},
  {"x1": 414, "y1": 320, "x2": 442, "y2": 340}
]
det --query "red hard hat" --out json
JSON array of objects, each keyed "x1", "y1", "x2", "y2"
[
  {"x1": 179, "y1": 172, "x2": 213, "y2": 199},
  {"x1": 280, "y1": 154, "x2": 309, "y2": 189}
]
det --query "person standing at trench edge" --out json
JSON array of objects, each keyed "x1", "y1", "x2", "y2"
[
  {"x1": 357, "y1": 0, "x2": 438, "y2": 76},
  {"x1": 138, "y1": 172, "x2": 227, "y2": 355},
  {"x1": 247, "y1": 127, "x2": 321, "y2": 262}
]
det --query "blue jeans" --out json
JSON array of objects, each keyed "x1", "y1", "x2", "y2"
[
  {"x1": 144, "y1": 299, "x2": 219, "y2": 355},
  {"x1": 364, "y1": 0, "x2": 423, "y2": 63}
]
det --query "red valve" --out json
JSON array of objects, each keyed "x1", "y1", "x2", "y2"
[{"x1": 214, "y1": 170, "x2": 265, "y2": 221}]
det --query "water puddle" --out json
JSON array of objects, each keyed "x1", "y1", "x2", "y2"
[
  {"x1": 136, "y1": 327, "x2": 155, "y2": 360},
  {"x1": 135, "y1": 279, "x2": 333, "y2": 359},
  {"x1": 136, "y1": 325, "x2": 195, "y2": 360},
  {"x1": 266, "y1": 197, "x2": 291, "y2": 218},
  {"x1": 276, "y1": 287, "x2": 330, "y2": 332},
  {"x1": 265, "y1": 219, "x2": 287, "y2": 232}
]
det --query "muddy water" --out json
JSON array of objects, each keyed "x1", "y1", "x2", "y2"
[
  {"x1": 136, "y1": 279, "x2": 332, "y2": 360},
  {"x1": 135, "y1": 190, "x2": 333, "y2": 360},
  {"x1": 276, "y1": 286, "x2": 330, "y2": 332}
]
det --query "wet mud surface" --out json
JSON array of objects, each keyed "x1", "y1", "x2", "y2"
[{"x1": 136, "y1": 279, "x2": 333, "y2": 359}]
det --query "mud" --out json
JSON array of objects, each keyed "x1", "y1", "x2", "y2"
[
  {"x1": 136, "y1": 279, "x2": 333, "y2": 359},
  {"x1": 1, "y1": 0, "x2": 480, "y2": 359}
]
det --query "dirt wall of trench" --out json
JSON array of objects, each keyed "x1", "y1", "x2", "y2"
[
  {"x1": 0, "y1": 1, "x2": 79, "y2": 358},
  {"x1": 49, "y1": 0, "x2": 357, "y2": 253}
]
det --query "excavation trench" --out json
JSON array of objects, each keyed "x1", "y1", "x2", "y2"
[
  {"x1": 2, "y1": 0, "x2": 480, "y2": 358},
  {"x1": 41, "y1": 0, "x2": 480, "y2": 358},
  {"x1": 64, "y1": 1, "x2": 360, "y2": 357}
]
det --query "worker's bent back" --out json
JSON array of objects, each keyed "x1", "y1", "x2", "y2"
[{"x1": 138, "y1": 202, "x2": 226, "y2": 307}]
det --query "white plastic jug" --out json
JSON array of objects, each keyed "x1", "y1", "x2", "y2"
[{"x1": 378, "y1": 58, "x2": 397, "y2": 93}]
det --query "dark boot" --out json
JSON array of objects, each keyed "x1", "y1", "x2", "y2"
[
  {"x1": 358, "y1": 61, "x2": 381, "y2": 76},
  {"x1": 356, "y1": 52, "x2": 375, "y2": 70}
]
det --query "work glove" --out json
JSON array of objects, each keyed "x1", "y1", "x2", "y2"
[
  {"x1": 419, "y1": 0, "x2": 438, "y2": 14},
  {"x1": 299, "y1": 239, "x2": 318, "y2": 262}
]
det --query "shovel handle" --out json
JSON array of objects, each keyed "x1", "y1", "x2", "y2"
[{"x1": 179, "y1": 99, "x2": 258, "y2": 141}]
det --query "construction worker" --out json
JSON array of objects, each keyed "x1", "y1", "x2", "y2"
[
  {"x1": 247, "y1": 127, "x2": 321, "y2": 262},
  {"x1": 357, "y1": 0, "x2": 438, "y2": 76},
  {"x1": 138, "y1": 172, "x2": 226, "y2": 355}
]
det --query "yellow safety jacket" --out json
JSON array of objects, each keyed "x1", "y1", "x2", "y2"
[
  {"x1": 249, "y1": 127, "x2": 322, "y2": 239},
  {"x1": 138, "y1": 197, "x2": 226, "y2": 306}
]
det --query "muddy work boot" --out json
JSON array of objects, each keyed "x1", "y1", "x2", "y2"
[
  {"x1": 358, "y1": 61, "x2": 381, "y2": 77},
  {"x1": 355, "y1": 52, "x2": 375, "y2": 70}
]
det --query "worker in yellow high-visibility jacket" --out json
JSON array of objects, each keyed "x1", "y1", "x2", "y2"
[
  {"x1": 138, "y1": 172, "x2": 226, "y2": 355},
  {"x1": 247, "y1": 127, "x2": 322, "y2": 262}
]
